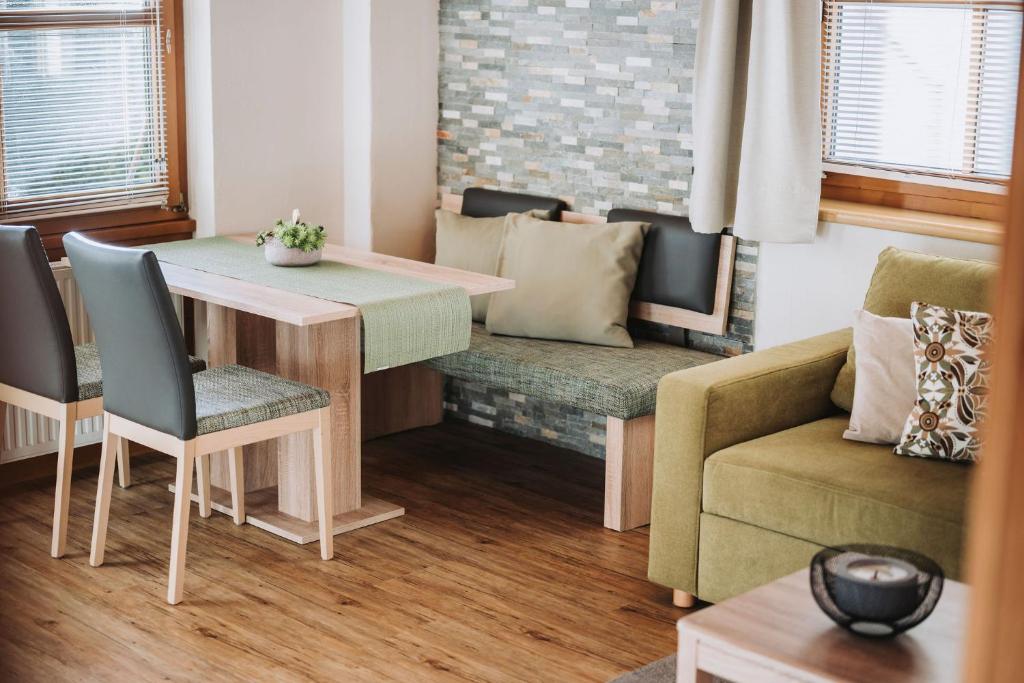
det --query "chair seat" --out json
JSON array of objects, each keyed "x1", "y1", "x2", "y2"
[
  {"x1": 194, "y1": 365, "x2": 330, "y2": 436},
  {"x1": 74, "y1": 343, "x2": 206, "y2": 401},
  {"x1": 703, "y1": 415, "x2": 971, "y2": 574},
  {"x1": 427, "y1": 323, "x2": 722, "y2": 419}
]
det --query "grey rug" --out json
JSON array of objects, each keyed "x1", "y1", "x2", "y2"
[{"x1": 609, "y1": 655, "x2": 675, "y2": 683}]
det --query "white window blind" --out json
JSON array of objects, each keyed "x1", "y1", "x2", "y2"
[
  {"x1": 0, "y1": 0, "x2": 169, "y2": 221},
  {"x1": 822, "y1": 0, "x2": 1023, "y2": 183}
]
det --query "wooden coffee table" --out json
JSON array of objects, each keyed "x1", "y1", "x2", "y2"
[{"x1": 676, "y1": 569, "x2": 966, "y2": 683}]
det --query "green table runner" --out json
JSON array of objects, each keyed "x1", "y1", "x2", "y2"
[{"x1": 147, "y1": 238, "x2": 471, "y2": 373}]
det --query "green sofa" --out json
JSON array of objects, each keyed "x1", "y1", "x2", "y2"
[{"x1": 647, "y1": 247, "x2": 997, "y2": 604}]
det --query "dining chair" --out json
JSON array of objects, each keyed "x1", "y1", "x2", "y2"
[
  {"x1": 63, "y1": 233, "x2": 334, "y2": 604},
  {"x1": 0, "y1": 225, "x2": 205, "y2": 558}
]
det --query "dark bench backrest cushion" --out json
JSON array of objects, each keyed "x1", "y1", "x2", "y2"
[
  {"x1": 606, "y1": 209, "x2": 723, "y2": 315},
  {"x1": 461, "y1": 187, "x2": 567, "y2": 221}
]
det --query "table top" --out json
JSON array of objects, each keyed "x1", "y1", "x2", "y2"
[
  {"x1": 678, "y1": 569, "x2": 966, "y2": 683},
  {"x1": 158, "y1": 235, "x2": 514, "y2": 326}
]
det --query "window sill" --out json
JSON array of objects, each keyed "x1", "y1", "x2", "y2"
[
  {"x1": 818, "y1": 199, "x2": 1003, "y2": 245},
  {"x1": 36, "y1": 216, "x2": 196, "y2": 260}
]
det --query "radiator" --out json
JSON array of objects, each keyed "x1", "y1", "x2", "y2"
[{"x1": 0, "y1": 263, "x2": 186, "y2": 464}]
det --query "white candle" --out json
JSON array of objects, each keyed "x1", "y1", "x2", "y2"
[
  {"x1": 829, "y1": 552, "x2": 921, "y2": 624},
  {"x1": 845, "y1": 559, "x2": 912, "y2": 582},
  {"x1": 291, "y1": 208, "x2": 301, "y2": 225}
]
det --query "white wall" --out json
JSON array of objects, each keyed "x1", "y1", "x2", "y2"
[
  {"x1": 184, "y1": 0, "x2": 439, "y2": 260},
  {"x1": 754, "y1": 221, "x2": 1000, "y2": 350},
  {"x1": 368, "y1": 0, "x2": 440, "y2": 261},
  {"x1": 341, "y1": 0, "x2": 373, "y2": 251},
  {"x1": 184, "y1": 0, "x2": 345, "y2": 241}
]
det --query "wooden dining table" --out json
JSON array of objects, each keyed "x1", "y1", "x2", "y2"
[{"x1": 159, "y1": 236, "x2": 513, "y2": 544}]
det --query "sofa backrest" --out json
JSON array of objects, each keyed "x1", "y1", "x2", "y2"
[
  {"x1": 862, "y1": 247, "x2": 997, "y2": 318},
  {"x1": 831, "y1": 246, "x2": 999, "y2": 412}
]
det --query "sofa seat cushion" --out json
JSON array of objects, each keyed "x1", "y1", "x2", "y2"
[
  {"x1": 427, "y1": 323, "x2": 722, "y2": 420},
  {"x1": 703, "y1": 415, "x2": 970, "y2": 574}
]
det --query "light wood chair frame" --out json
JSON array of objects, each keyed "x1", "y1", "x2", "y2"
[
  {"x1": 0, "y1": 383, "x2": 133, "y2": 558},
  {"x1": 90, "y1": 405, "x2": 334, "y2": 605}
]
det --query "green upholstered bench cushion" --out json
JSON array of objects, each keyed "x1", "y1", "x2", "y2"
[
  {"x1": 703, "y1": 415, "x2": 970, "y2": 576},
  {"x1": 427, "y1": 323, "x2": 722, "y2": 420},
  {"x1": 74, "y1": 343, "x2": 206, "y2": 401},
  {"x1": 194, "y1": 365, "x2": 330, "y2": 436}
]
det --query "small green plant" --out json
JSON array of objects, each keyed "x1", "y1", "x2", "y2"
[{"x1": 256, "y1": 210, "x2": 326, "y2": 253}]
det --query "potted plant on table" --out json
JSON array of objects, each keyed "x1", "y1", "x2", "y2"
[{"x1": 256, "y1": 209, "x2": 326, "y2": 267}]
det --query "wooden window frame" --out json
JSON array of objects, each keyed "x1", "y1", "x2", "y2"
[
  {"x1": 0, "y1": 0, "x2": 194, "y2": 260},
  {"x1": 819, "y1": 0, "x2": 1014, "y2": 243}
]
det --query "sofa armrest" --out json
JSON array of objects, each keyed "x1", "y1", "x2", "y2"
[{"x1": 647, "y1": 328, "x2": 852, "y2": 595}]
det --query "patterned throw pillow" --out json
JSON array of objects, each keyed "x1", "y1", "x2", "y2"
[{"x1": 894, "y1": 301, "x2": 994, "y2": 463}]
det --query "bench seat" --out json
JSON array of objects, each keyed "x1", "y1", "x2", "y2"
[{"x1": 428, "y1": 324, "x2": 722, "y2": 420}]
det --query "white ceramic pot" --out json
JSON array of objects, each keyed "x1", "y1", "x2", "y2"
[{"x1": 263, "y1": 237, "x2": 322, "y2": 267}]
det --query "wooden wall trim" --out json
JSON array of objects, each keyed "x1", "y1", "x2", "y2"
[
  {"x1": 819, "y1": 198, "x2": 1003, "y2": 245},
  {"x1": 820, "y1": 171, "x2": 1007, "y2": 221}
]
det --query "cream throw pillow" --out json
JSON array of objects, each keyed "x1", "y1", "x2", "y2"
[
  {"x1": 434, "y1": 209, "x2": 508, "y2": 323},
  {"x1": 485, "y1": 212, "x2": 648, "y2": 348},
  {"x1": 842, "y1": 309, "x2": 917, "y2": 445}
]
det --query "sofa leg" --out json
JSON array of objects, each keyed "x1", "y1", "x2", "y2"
[
  {"x1": 604, "y1": 414, "x2": 655, "y2": 531},
  {"x1": 673, "y1": 589, "x2": 696, "y2": 608}
]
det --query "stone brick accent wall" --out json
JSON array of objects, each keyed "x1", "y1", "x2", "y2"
[
  {"x1": 444, "y1": 378, "x2": 608, "y2": 458},
  {"x1": 436, "y1": 0, "x2": 759, "y2": 456}
]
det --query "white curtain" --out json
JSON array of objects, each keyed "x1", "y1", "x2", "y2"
[{"x1": 689, "y1": 0, "x2": 822, "y2": 243}]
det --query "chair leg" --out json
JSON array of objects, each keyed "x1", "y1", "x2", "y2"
[
  {"x1": 313, "y1": 407, "x2": 334, "y2": 561},
  {"x1": 168, "y1": 443, "x2": 196, "y2": 605},
  {"x1": 196, "y1": 453, "x2": 212, "y2": 519},
  {"x1": 116, "y1": 437, "x2": 131, "y2": 489},
  {"x1": 51, "y1": 403, "x2": 77, "y2": 559},
  {"x1": 227, "y1": 447, "x2": 245, "y2": 525},
  {"x1": 89, "y1": 416, "x2": 119, "y2": 567}
]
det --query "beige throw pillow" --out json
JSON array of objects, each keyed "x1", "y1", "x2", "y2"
[
  {"x1": 842, "y1": 310, "x2": 916, "y2": 445},
  {"x1": 485, "y1": 212, "x2": 648, "y2": 348},
  {"x1": 434, "y1": 209, "x2": 507, "y2": 323}
]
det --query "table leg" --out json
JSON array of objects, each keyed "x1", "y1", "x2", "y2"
[
  {"x1": 677, "y1": 626, "x2": 713, "y2": 683},
  {"x1": 275, "y1": 317, "x2": 361, "y2": 519},
  {"x1": 361, "y1": 363, "x2": 444, "y2": 441},
  {"x1": 206, "y1": 304, "x2": 277, "y2": 492},
  {"x1": 181, "y1": 308, "x2": 403, "y2": 543}
]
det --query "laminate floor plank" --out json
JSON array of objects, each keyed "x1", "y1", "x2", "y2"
[{"x1": 0, "y1": 420, "x2": 687, "y2": 682}]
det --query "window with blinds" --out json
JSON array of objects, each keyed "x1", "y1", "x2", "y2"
[
  {"x1": 821, "y1": 0, "x2": 1023, "y2": 183},
  {"x1": 0, "y1": 0, "x2": 173, "y2": 221}
]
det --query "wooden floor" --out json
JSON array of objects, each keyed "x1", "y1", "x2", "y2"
[{"x1": 0, "y1": 420, "x2": 690, "y2": 682}]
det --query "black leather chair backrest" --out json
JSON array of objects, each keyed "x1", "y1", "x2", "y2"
[
  {"x1": 0, "y1": 226, "x2": 78, "y2": 403},
  {"x1": 63, "y1": 233, "x2": 198, "y2": 440},
  {"x1": 461, "y1": 187, "x2": 567, "y2": 220},
  {"x1": 606, "y1": 209, "x2": 723, "y2": 315}
]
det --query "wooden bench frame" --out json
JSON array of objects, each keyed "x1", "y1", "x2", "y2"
[{"x1": 364, "y1": 194, "x2": 736, "y2": 532}]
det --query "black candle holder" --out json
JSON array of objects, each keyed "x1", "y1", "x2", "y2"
[{"x1": 810, "y1": 544, "x2": 944, "y2": 638}]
